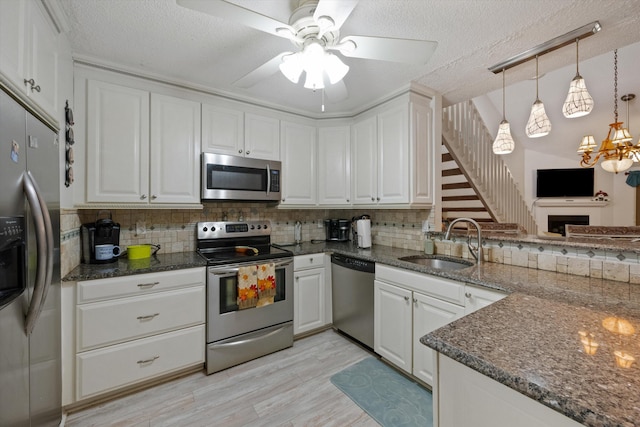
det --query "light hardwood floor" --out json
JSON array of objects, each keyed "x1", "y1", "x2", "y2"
[{"x1": 65, "y1": 330, "x2": 380, "y2": 426}]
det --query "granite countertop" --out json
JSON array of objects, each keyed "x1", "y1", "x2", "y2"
[
  {"x1": 63, "y1": 241, "x2": 640, "y2": 425},
  {"x1": 62, "y1": 252, "x2": 207, "y2": 281}
]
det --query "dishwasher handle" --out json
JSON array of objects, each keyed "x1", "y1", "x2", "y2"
[{"x1": 331, "y1": 253, "x2": 375, "y2": 273}]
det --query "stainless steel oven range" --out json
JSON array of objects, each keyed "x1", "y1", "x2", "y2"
[{"x1": 196, "y1": 220, "x2": 293, "y2": 374}]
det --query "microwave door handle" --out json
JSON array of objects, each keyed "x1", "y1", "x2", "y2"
[
  {"x1": 22, "y1": 172, "x2": 49, "y2": 335},
  {"x1": 266, "y1": 164, "x2": 271, "y2": 196}
]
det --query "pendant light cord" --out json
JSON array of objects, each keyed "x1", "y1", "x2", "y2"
[
  {"x1": 575, "y1": 38, "x2": 580, "y2": 76},
  {"x1": 501, "y1": 69, "x2": 506, "y2": 120},
  {"x1": 535, "y1": 56, "x2": 539, "y2": 100},
  {"x1": 614, "y1": 49, "x2": 618, "y2": 122}
]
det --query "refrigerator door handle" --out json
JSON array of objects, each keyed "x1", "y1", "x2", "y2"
[{"x1": 23, "y1": 171, "x2": 53, "y2": 335}]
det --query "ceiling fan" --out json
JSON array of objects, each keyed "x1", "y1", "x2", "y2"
[{"x1": 176, "y1": 0, "x2": 438, "y2": 102}]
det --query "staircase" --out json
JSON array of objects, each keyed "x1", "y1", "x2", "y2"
[{"x1": 441, "y1": 101, "x2": 538, "y2": 234}]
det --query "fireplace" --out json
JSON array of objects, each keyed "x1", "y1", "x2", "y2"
[{"x1": 548, "y1": 215, "x2": 589, "y2": 236}]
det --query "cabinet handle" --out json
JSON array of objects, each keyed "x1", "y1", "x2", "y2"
[
  {"x1": 137, "y1": 356, "x2": 159, "y2": 365},
  {"x1": 376, "y1": 197, "x2": 380, "y2": 201},
  {"x1": 246, "y1": 150, "x2": 250, "y2": 155},
  {"x1": 137, "y1": 281, "x2": 160, "y2": 288},
  {"x1": 465, "y1": 292, "x2": 472, "y2": 298},
  {"x1": 309, "y1": 258, "x2": 313, "y2": 263},
  {"x1": 238, "y1": 149, "x2": 243, "y2": 154},
  {"x1": 371, "y1": 197, "x2": 375, "y2": 201},
  {"x1": 404, "y1": 296, "x2": 410, "y2": 302},
  {"x1": 346, "y1": 199, "x2": 349, "y2": 202},
  {"x1": 151, "y1": 194, "x2": 157, "y2": 200},
  {"x1": 413, "y1": 298, "x2": 417, "y2": 303},
  {"x1": 282, "y1": 199, "x2": 285, "y2": 202},
  {"x1": 295, "y1": 276, "x2": 299, "y2": 281},
  {"x1": 140, "y1": 194, "x2": 147, "y2": 200},
  {"x1": 137, "y1": 313, "x2": 159, "y2": 321},
  {"x1": 23, "y1": 78, "x2": 41, "y2": 92}
]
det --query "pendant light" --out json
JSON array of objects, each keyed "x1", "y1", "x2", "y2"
[
  {"x1": 578, "y1": 49, "x2": 637, "y2": 173},
  {"x1": 492, "y1": 70, "x2": 515, "y2": 155},
  {"x1": 562, "y1": 38, "x2": 594, "y2": 118},
  {"x1": 525, "y1": 56, "x2": 552, "y2": 138}
]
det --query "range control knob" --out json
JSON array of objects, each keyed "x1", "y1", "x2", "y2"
[
  {"x1": 257, "y1": 225, "x2": 261, "y2": 229},
  {"x1": 263, "y1": 224, "x2": 268, "y2": 229},
  {"x1": 250, "y1": 225, "x2": 255, "y2": 230},
  {"x1": 203, "y1": 227, "x2": 208, "y2": 232}
]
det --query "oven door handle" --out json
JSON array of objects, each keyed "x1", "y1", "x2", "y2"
[
  {"x1": 213, "y1": 324, "x2": 289, "y2": 348},
  {"x1": 209, "y1": 258, "x2": 292, "y2": 276}
]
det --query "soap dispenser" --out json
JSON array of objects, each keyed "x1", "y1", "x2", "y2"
[{"x1": 422, "y1": 220, "x2": 435, "y2": 255}]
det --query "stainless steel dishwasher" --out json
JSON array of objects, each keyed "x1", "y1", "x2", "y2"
[{"x1": 331, "y1": 253, "x2": 375, "y2": 349}]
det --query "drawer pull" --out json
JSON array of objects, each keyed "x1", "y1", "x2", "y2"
[
  {"x1": 465, "y1": 292, "x2": 472, "y2": 298},
  {"x1": 137, "y1": 281, "x2": 160, "y2": 288},
  {"x1": 137, "y1": 356, "x2": 159, "y2": 365},
  {"x1": 137, "y1": 313, "x2": 160, "y2": 321}
]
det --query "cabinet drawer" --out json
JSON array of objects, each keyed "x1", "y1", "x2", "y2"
[
  {"x1": 77, "y1": 268, "x2": 205, "y2": 303},
  {"x1": 294, "y1": 253, "x2": 324, "y2": 270},
  {"x1": 376, "y1": 264, "x2": 464, "y2": 306},
  {"x1": 77, "y1": 286, "x2": 205, "y2": 351},
  {"x1": 76, "y1": 325, "x2": 205, "y2": 400}
]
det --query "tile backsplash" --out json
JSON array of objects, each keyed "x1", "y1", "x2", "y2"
[{"x1": 61, "y1": 204, "x2": 434, "y2": 277}]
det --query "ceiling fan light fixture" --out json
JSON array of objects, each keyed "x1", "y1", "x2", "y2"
[
  {"x1": 279, "y1": 53, "x2": 303, "y2": 83},
  {"x1": 324, "y1": 53, "x2": 349, "y2": 84},
  {"x1": 303, "y1": 67, "x2": 324, "y2": 90}
]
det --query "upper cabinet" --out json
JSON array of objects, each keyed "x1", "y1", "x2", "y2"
[
  {"x1": 318, "y1": 125, "x2": 351, "y2": 205},
  {"x1": 351, "y1": 92, "x2": 435, "y2": 208},
  {"x1": 280, "y1": 121, "x2": 317, "y2": 206},
  {"x1": 201, "y1": 104, "x2": 280, "y2": 161},
  {"x1": 85, "y1": 80, "x2": 200, "y2": 206},
  {"x1": 0, "y1": 0, "x2": 60, "y2": 121}
]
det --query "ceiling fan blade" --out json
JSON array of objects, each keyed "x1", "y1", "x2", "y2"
[
  {"x1": 313, "y1": 0, "x2": 358, "y2": 32},
  {"x1": 337, "y1": 35, "x2": 438, "y2": 64},
  {"x1": 176, "y1": 0, "x2": 295, "y2": 40},
  {"x1": 324, "y1": 79, "x2": 348, "y2": 102},
  {"x1": 233, "y1": 52, "x2": 292, "y2": 88}
]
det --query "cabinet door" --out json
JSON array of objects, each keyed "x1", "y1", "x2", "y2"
[
  {"x1": 351, "y1": 115, "x2": 377, "y2": 204},
  {"x1": 86, "y1": 80, "x2": 150, "y2": 203},
  {"x1": 318, "y1": 126, "x2": 351, "y2": 205},
  {"x1": 280, "y1": 121, "x2": 316, "y2": 205},
  {"x1": 0, "y1": 0, "x2": 27, "y2": 94},
  {"x1": 26, "y1": 1, "x2": 59, "y2": 117},
  {"x1": 293, "y1": 267, "x2": 326, "y2": 335},
  {"x1": 411, "y1": 100, "x2": 434, "y2": 204},
  {"x1": 245, "y1": 113, "x2": 280, "y2": 160},
  {"x1": 377, "y1": 103, "x2": 409, "y2": 204},
  {"x1": 150, "y1": 93, "x2": 200, "y2": 203},
  {"x1": 201, "y1": 103, "x2": 244, "y2": 155},
  {"x1": 374, "y1": 280, "x2": 412, "y2": 373},
  {"x1": 464, "y1": 285, "x2": 506, "y2": 315},
  {"x1": 413, "y1": 292, "x2": 464, "y2": 386}
]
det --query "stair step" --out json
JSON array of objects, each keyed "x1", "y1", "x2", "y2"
[
  {"x1": 442, "y1": 195, "x2": 480, "y2": 202},
  {"x1": 443, "y1": 182, "x2": 472, "y2": 190},
  {"x1": 442, "y1": 168, "x2": 463, "y2": 177},
  {"x1": 442, "y1": 153, "x2": 454, "y2": 162},
  {"x1": 442, "y1": 207, "x2": 489, "y2": 212}
]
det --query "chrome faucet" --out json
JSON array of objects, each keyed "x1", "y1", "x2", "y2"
[{"x1": 444, "y1": 218, "x2": 483, "y2": 264}]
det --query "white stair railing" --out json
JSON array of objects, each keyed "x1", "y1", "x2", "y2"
[{"x1": 442, "y1": 101, "x2": 538, "y2": 234}]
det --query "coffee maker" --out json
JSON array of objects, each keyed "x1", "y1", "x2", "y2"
[
  {"x1": 324, "y1": 219, "x2": 350, "y2": 242},
  {"x1": 81, "y1": 211, "x2": 121, "y2": 264}
]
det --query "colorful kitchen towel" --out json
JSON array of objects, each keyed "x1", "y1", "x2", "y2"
[
  {"x1": 237, "y1": 265, "x2": 258, "y2": 309},
  {"x1": 257, "y1": 263, "x2": 276, "y2": 307},
  {"x1": 626, "y1": 170, "x2": 640, "y2": 187}
]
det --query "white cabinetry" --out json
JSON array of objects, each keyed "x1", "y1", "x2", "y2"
[
  {"x1": 374, "y1": 264, "x2": 505, "y2": 386},
  {"x1": 351, "y1": 92, "x2": 435, "y2": 208},
  {"x1": 86, "y1": 80, "x2": 200, "y2": 205},
  {"x1": 280, "y1": 121, "x2": 317, "y2": 205},
  {"x1": 74, "y1": 268, "x2": 206, "y2": 402},
  {"x1": 201, "y1": 105, "x2": 280, "y2": 160},
  {"x1": 318, "y1": 125, "x2": 351, "y2": 205},
  {"x1": 293, "y1": 254, "x2": 330, "y2": 335},
  {"x1": 0, "y1": 0, "x2": 59, "y2": 119},
  {"x1": 436, "y1": 354, "x2": 581, "y2": 427}
]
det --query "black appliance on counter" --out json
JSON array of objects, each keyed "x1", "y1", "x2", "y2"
[
  {"x1": 324, "y1": 219, "x2": 351, "y2": 242},
  {"x1": 80, "y1": 211, "x2": 121, "y2": 264}
]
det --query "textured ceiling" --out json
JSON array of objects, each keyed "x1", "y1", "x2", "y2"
[{"x1": 58, "y1": 0, "x2": 640, "y2": 117}]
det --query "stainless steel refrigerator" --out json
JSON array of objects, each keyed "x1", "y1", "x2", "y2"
[{"x1": 0, "y1": 89, "x2": 61, "y2": 426}]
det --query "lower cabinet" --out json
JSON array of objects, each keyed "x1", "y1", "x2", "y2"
[
  {"x1": 73, "y1": 268, "x2": 206, "y2": 401},
  {"x1": 374, "y1": 264, "x2": 505, "y2": 386},
  {"x1": 293, "y1": 254, "x2": 330, "y2": 336},
  {"x1": 435, "y1": 354, "x2": 582, "y2": 427}
]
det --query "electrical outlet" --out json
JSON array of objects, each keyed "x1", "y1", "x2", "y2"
[
  {"x1": 136, "y1": 221, "x2": 146, "y2": 235},
  {"x1": 317, "y1": 219, "x2": 323, "y2": 228}
]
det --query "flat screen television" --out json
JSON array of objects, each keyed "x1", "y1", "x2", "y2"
[{"x1": 536, "y1": 168, "x2": 594, "y2": 198}]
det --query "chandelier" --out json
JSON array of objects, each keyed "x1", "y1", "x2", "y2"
[{"x1": 578, "y1": 49, "x2": 639, "y2": 173}]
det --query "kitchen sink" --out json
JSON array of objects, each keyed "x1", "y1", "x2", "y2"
[{"x1": 398, "y1": 255, "x2": 474, "y2": 270}]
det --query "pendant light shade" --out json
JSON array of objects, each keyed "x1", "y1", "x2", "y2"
[
  {"x1": 492, "y1": 70, "x2": 515, "y2": 155},
  {"x1": 563, "y1": 39, "x2": 594, "y2": 118},
  {"x1": 525, "y1": 56, "x2": 551, "y2": 138}
]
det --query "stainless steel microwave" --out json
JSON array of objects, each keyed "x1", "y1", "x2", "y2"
[{"x1": 201, "y1": 153, "x2": 281, "y2": 202}]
